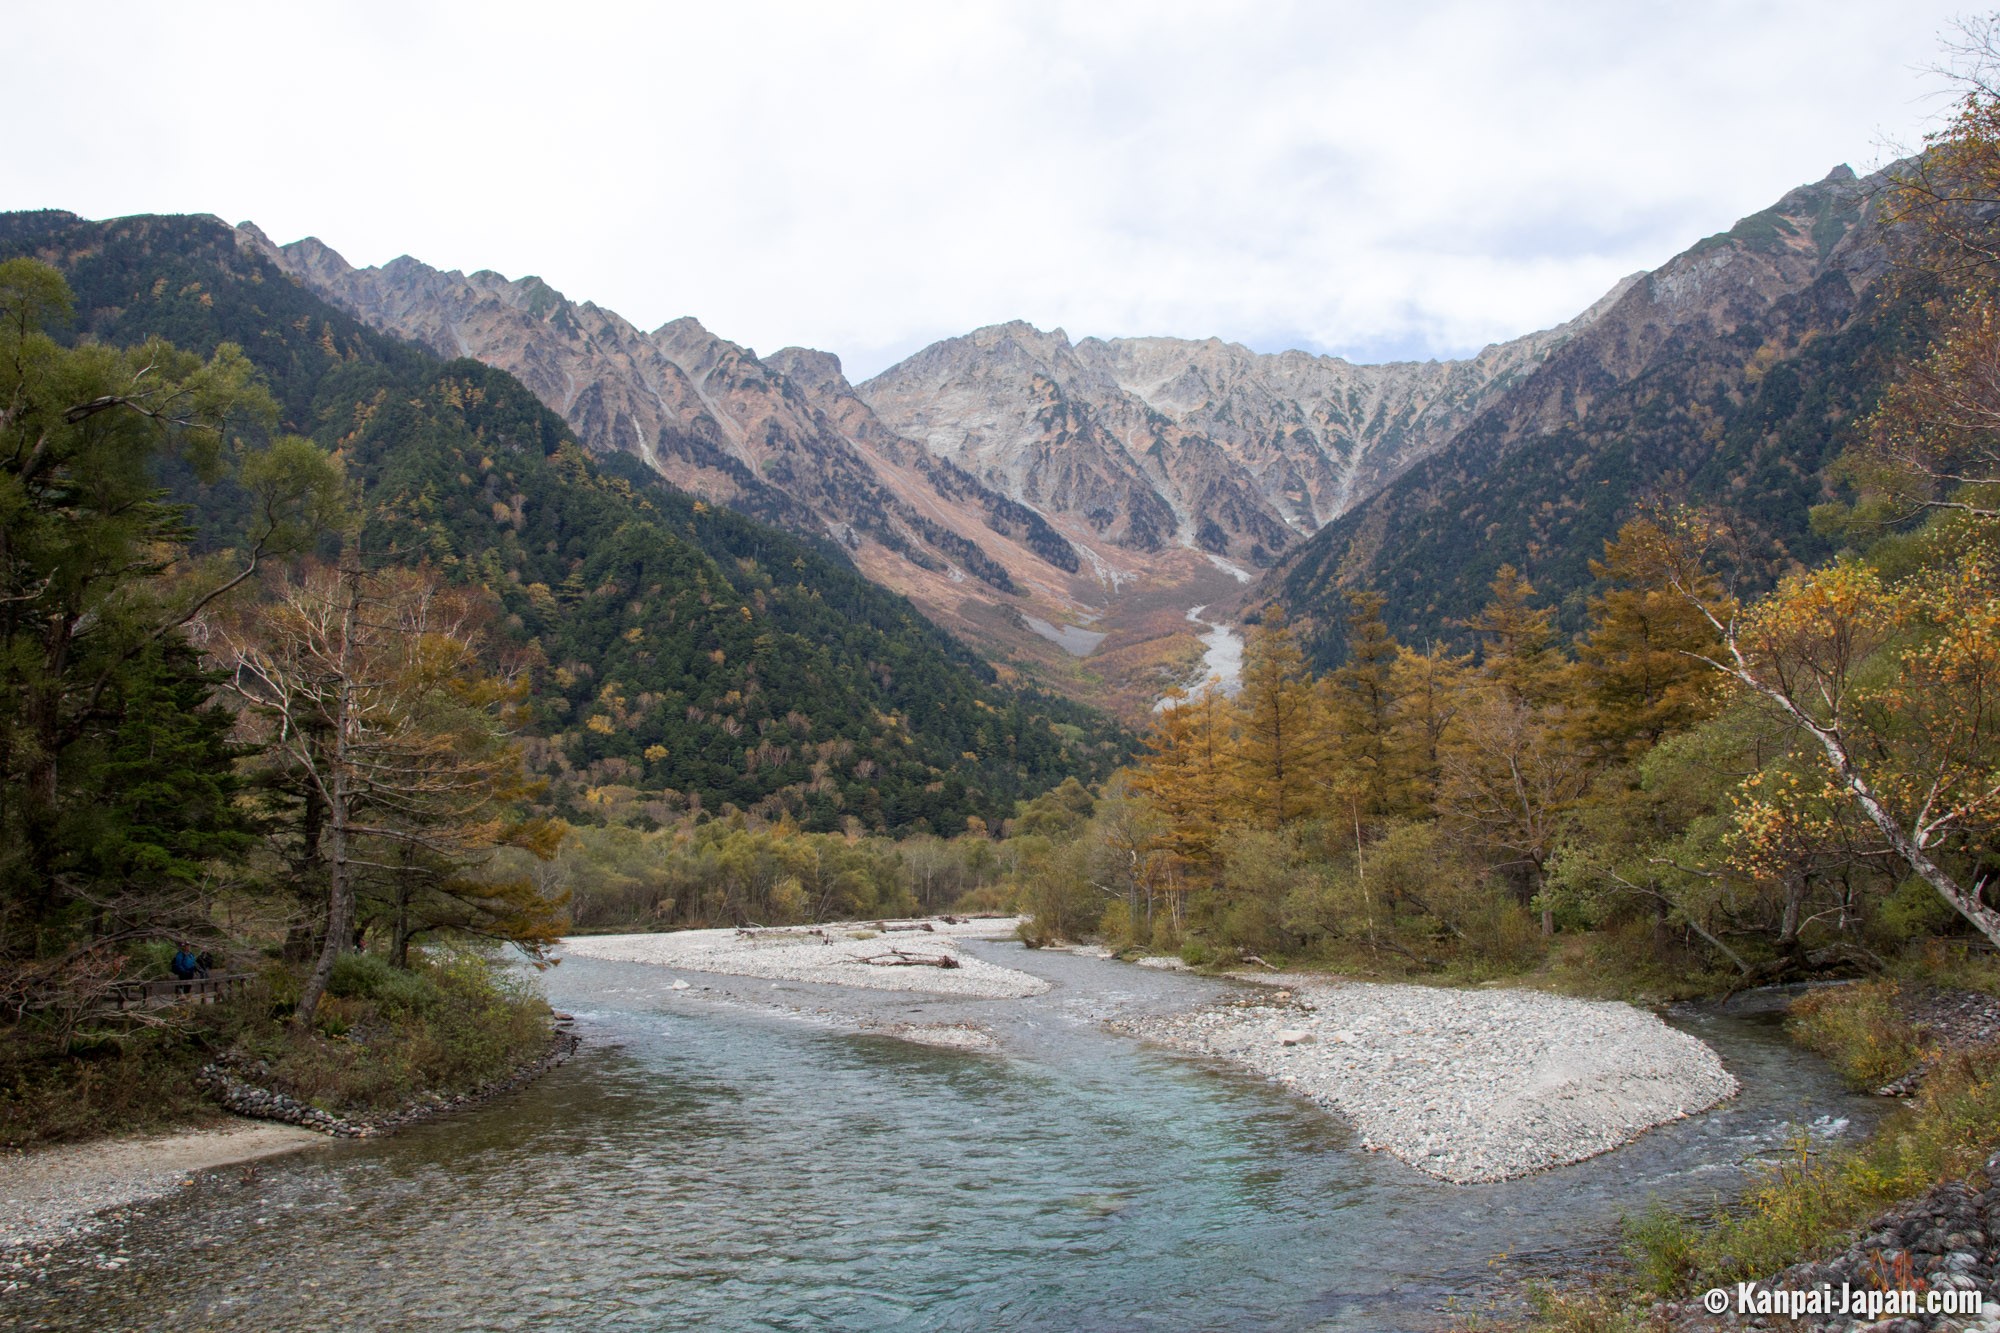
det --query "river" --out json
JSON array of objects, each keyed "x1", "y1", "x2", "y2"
[
  {"x1": 1157, "y1": 606, "x2": 1244, "y2": 710},
  {"x1": 9, "y1": 947, "x2": 1879, "y2": 1333}
]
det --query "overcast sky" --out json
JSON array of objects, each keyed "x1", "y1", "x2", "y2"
[{"x1": 8, "y1": 1, "x2": 1974, "y2": 379}]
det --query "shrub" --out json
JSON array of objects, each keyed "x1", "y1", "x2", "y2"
[
  {"x1": 1621, "y1": 1200, "x2": 1702, "y2": 1295},
  {"x1": 0, "y1": 982, "x2": 271, "y2": 1150},
  {"x1": 250, "y1": 949, "x2": 550, "y2": 1114},
  {"x1": 328, "y1": 951, "x2": 441, "y2": 1014},
  {"x1": 1786, "y1": 982, "x2": 1927, "y2": 1090}
]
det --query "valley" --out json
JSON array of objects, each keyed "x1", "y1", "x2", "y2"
[{"x1": 225, "y1": 158, "x2": 1900, "y2": 715}]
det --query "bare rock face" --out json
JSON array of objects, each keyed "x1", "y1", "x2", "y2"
[
  {"x1": 856, "y1": 311, "x2": 1607, "y2": 568},
  {"x1": 236, "y1": 225, "x2": 1591, "y2": 596}
]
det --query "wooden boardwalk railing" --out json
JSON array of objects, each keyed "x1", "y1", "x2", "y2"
[{"x1": 105, "y1": 973, "x2": 253, "y2": 1011}]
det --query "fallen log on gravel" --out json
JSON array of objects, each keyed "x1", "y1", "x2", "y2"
[{"x1": 857, "y1": 948, "x2": 960, "y2": 969}]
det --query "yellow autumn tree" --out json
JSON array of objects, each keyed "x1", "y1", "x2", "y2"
[
  {"x1": 1320, "y1": 589, "x2": 1417, "y2": 819},
  {"x1": 1441, "y1": 568, "x2": 1593, "y2": 934},
  {"x1": 1387, "y1": 642, "x2": 1475, "y2": 819},
  {"x1": 1129, "y1": 683, "x2": 1230, "y2": 884},
  {"x1": 1656, "y1": 522, "x2": 2000, "y2": 949},
  {"x1": 1575, "y1": 519, "x2": 1729, "y2": 761},
  {"x1": 1228, "y1": 609, "x2": 1326, "y2": 829}
]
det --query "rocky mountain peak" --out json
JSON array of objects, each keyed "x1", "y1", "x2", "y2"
[{"x1": 764, "y1": 346, "x2": 847, "y2": 394}]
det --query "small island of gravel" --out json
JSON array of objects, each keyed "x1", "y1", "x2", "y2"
[{"x1": 1116, "y1": 975, "x2": 1738, "y2": 1183}]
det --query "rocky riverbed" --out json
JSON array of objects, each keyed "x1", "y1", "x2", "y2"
[
  {"x1": 1657, "y1": 1149, "x2": 2000, "y2": 1333},
  {"x1": 1115, "y1": 974, "x2": 1739, "y2": 1183}
]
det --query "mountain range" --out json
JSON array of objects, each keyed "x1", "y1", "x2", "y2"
[
  {"x1": 233, "y1": 224, "x2": 1626, "y2": 711},
  {"x1": 1272, "y1": 163, "x2": 1916, "y2": 665}
]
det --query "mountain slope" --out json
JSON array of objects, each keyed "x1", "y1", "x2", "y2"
[
  {"x1": 1263, "y1": 165, "x2": 1926, "y2": 667},
  {"x1": 0, "y1": 209, "x2": 1127, "y2": 829}
]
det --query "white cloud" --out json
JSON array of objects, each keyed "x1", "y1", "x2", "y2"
[{"x1": 8, "y1": 0, "x2": 1968, "y2": 377}]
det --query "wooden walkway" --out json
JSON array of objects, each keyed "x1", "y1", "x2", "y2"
[{"x1": 105, "y1": 973, "x2": 252, "y2": 1011}]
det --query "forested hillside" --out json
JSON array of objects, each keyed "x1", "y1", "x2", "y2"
[
  {"x1": 1267, "y1": 166, "x2": 1935, "y2": 669},
  {"x1": 0, "y1": 210, "x2": 1126, "y2": 834}
]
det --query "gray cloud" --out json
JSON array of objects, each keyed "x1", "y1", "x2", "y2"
[{"x1": 10, "y1": 0, "x2": 1966, "y2": 378}]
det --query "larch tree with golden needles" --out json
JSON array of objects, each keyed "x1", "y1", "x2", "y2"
[
  {"x1": 1386, "y1": 641, "x2": 1474, "y2": 819},
  {"x1": 1129, "y1": 683, "x2": 1229, "y2": 886},
  {"x1": 1463, "y1": 564, "x2": 1569, "y2": 707},
  {"x1": 1321, "y1": 589, "x2": 1414, "y2": 819},
  {"x1": 1229, "y1": 609, "x2": 1326, "y2": 829},
  {"x1": 1440, "y1": 568, "x2": 1593, "y2": 934},
  {"x1": 1576, "y1": 519, "x2": 1729, "y2": 761}
]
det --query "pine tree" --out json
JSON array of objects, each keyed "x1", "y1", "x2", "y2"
[{"x1": 0, "y1": 259, "x2": 338, "y2": 954}]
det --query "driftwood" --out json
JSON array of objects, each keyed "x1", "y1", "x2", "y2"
[
  {"x1": 873, "y1": 921, "x2": 937, "y2": 933},
  {"x1": 1239, "y1": 954, "x2": 1280, "y2": 971},
  {"x1": 857, "y1": 948, "x2": 960, "y2": 969}
]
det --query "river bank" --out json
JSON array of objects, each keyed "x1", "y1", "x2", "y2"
[
  {"x1": 1, "y1": 1023, "x2": 581, "y2": 1270},
  {"x1": 0, "y1": 1121, "x2": 325, "y2": 1263}
]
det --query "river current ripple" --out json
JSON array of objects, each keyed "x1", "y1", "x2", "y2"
[{"x1": 8, "y1": 947, "x2": 1880, "y2": 1332}]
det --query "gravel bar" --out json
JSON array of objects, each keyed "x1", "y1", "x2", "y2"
[
  {"x1": 1118, "y1": 976, "x2": 1738, "y2": 1183},
  {"x1": 561, "y1": 918, "x2": 1048, "y2": 998}
]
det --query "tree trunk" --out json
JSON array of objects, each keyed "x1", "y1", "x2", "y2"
[
  {"x1": 391, "y1": 873, "x2": 414, "y2": 970},
  {"x1": 1761, "y1": 673, "x2": 2000, "y2": 948},
  {"x1": 294, "y1": 540, "x2": 364, "y2": 1030},
  {"x1": 282, "y1": 786, "x2": 325, "y2": 963}
]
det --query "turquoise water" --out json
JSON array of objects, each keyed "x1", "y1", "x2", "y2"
[{"x1": 6, "y1": 947, "x2": 1879, "y2": 1332}]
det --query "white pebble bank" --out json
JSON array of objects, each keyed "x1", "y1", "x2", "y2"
[
  {"x1": 1120, "y1": 978, "x2": 1738, "y2": 1183},
  {"x1": 561, "y1": 919, "x2": 1049, "y2": 999}
]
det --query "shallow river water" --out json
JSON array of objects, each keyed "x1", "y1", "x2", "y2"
[{"x1": 9, "y1": 946, "x2": 1881, "y2": 1333}]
